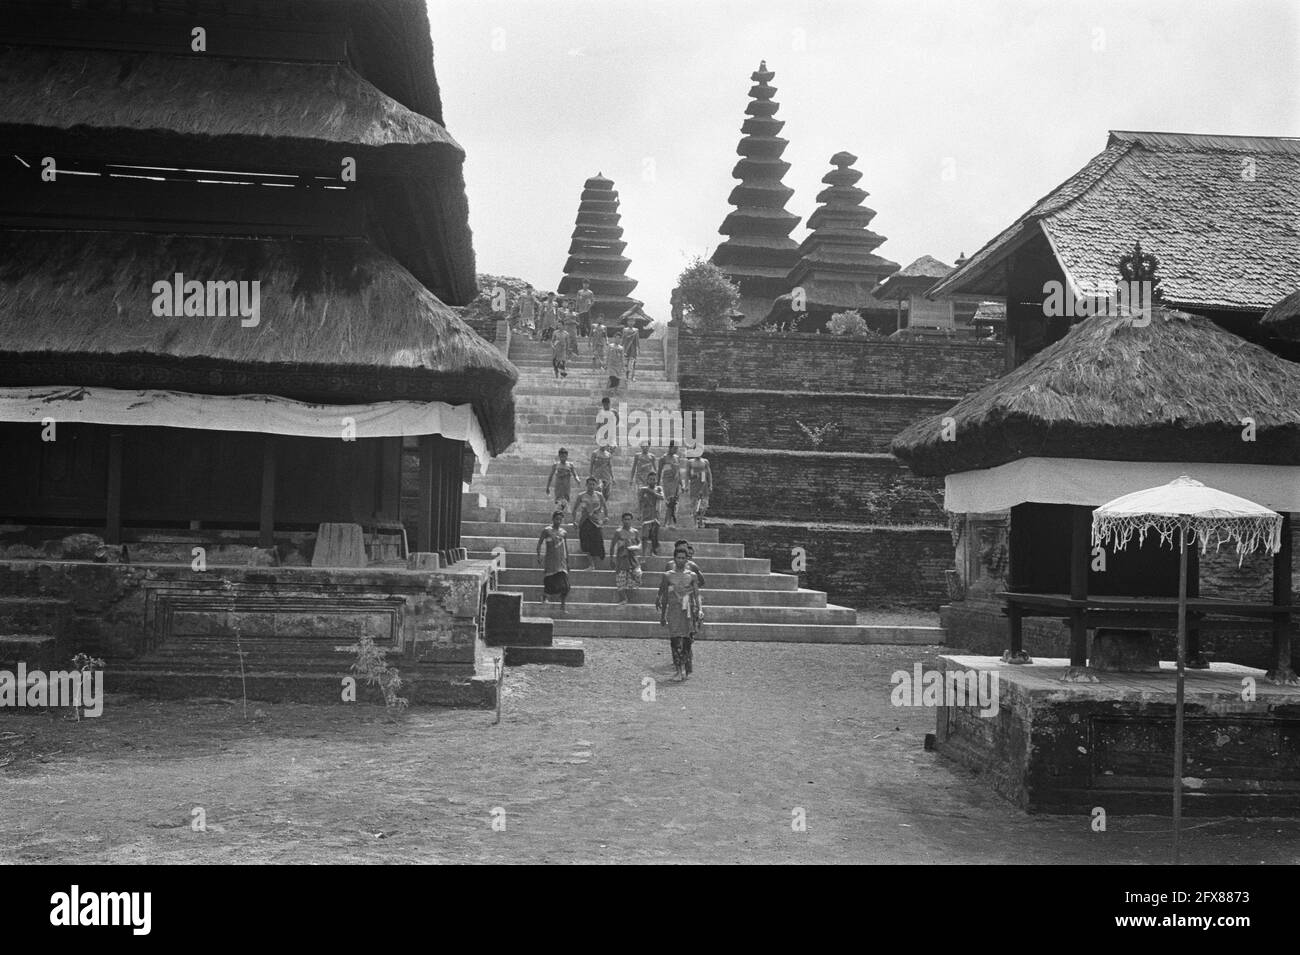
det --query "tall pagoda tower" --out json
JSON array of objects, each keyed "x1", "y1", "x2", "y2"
[
  {"x1": 558, "y1": 173, "x2": 639, "y2": 325},
  {"x1": 710, "y1": 60, "x2": 801, "y2": 326},
  {"x1": 765, "y1": 151, "x2": 899, "y2": 331}
]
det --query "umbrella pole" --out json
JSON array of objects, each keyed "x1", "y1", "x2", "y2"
[{"x1": 1174, "y1": 527, "x2": 1187, "y2": 864}]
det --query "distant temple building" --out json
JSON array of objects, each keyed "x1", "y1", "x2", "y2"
[
  {"x1": 558, "y1": 173, "x2": 639, "y2": 324},
  {"x1": 765, "y1": 151, "x2": 898, "y2": 332},
  {"x1": 710, "y1": 60, "x2": 802, "y2": 326},
  {"x1": 871, "y1": 255, "x2": 989, "y2": 337}
]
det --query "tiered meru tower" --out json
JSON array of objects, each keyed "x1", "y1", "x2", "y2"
[
  {"x1": 710, "y1": 60, "x2": 801, "y2": 326},
  {"x1": 766, "y1": 150, "x2": 899, "y2": 330},
  {"x1": 558, "y1": 173, "x2": 638, "y2": 325}
]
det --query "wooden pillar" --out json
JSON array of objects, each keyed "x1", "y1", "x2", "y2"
[
  {"x1": 378, "y1": 437, "x2": 402, "y2": 523},
  {"x1": 259, "y1": 435, "x2": 277, "y2": 548},
  {"x1": 417, "y1": 434, "x2": 435, "y2": 553},
  {"x1": 1069, "y1": 504, "x2": 1090, "y2": 668},
  {"x1": 1270, "y1": 513, "x2": 1295, "y2": 682},
  {"x1": 449, "y1": 441, "x2": 464, "y2": 550},
  {"x1": 105, "y1": 430, "x2": 123, "y2": 545}
]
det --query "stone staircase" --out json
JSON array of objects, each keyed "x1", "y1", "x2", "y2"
[{"x1": 464, "y1": 332, "x2": 936, "y2": 644}]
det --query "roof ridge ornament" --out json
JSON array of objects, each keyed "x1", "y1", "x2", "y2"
[{"x1": 1117, "y1": 240, "x2": 1165, "y2": 303}]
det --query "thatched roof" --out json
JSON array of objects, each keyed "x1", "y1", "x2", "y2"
[
  {"x1": 0, "y1": 231, "x2": 516, "y2": 453},
  {"x1": 892, "y1": 308, "x2": 1300, "y2": 477},
  {"x1": 872, "y1": 255, "x2": 953, "y2": 300},
  {"x1": 1261, "y1": 289, "x2": 1300, "y2": 337},
  {"x1": 930, "y1": 131, "x2": 1300, "y2": 313}
]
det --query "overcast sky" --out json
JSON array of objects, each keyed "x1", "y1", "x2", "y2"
[{"x1": 427, "y1": 0, "x2": 1299, "y2": 321}]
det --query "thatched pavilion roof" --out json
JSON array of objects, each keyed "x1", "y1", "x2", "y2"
[
  {"x1": 929, "y1": 131, "x2": 1300, "y2": 314},
  {"x1": 0, "y1": 230, "x2": 516, "y2": 453},
  {"x1": 891, "y1": 308, "x2": 1300, "y2": 477},
  {"x1": 1261, "y1": 289, "x2": 1300, "y2": 338},
  {"x1": 872, "y1": 255, "x2": 953, "y2": 301}
]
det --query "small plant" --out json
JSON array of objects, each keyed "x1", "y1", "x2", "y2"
[
  {"x1": 796, "y1": 419, "x2": 840, "y2": 450},
  {"x1": 69, "y1": 653, "x2": 105, "y2": 722},
  {"x1": 350, "y1": 631, "x2": 409, "y2": 718}
]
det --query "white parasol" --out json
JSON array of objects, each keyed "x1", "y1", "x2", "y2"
[{"x1": 1092, "y1": 475, "x2": 1283, "y2": 863}]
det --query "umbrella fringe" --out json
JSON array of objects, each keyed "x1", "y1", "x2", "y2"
[{"x1": 1093, "y1": 514, "x2": 1283, "y2": 566}]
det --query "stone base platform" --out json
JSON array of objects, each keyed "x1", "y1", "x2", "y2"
[{"x1": 934, "y1": 654, "x2": 1300, "y2": 815}]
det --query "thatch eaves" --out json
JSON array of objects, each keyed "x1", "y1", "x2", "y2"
[
  {"x1": 0, "y1": 230, "x2": 516, "y2": 453},
  {"x1": 891, "y1": 308, "x2": 1300, "y2": 477}
]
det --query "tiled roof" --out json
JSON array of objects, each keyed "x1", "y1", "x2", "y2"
[{"x1": 930, "y1": 131, "x2": 1300, "y2": 313}]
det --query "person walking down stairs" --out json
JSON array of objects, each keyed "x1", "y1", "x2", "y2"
[
  {"x1": 611, "y1": 513, "x2": 642, "y2": 605},
  {"x1": 657, "y1": 545, "x2": 702, "y2": 681},
  {"x1": 535, "y1": 510, "x2": 571, "y2": 614},
  {"x1": 604, "y1": 337, "x2": 626, "y2": 393},
  {"x1": 590, "y1": 322, "x2": 607, "y2": 370},
  {"x1": 589, "y1": 443, "x2": 616, "y2": 503},
  {"x1": 545, "y1": 448, "x2": 579, "y2": 515},
  {"x1": 573, "y1": 477, "x2": 608, "y2": 562}
]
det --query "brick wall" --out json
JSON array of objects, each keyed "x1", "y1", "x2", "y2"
[
  {"x1": 712, "y1": 521, "x2": 951, "y2": 609},
  {"x1": 678, "y1": 329, "x2": 1003, "y2": 396},
  {"x1": 708, "y1": 448, "x2": 945, "y2": 525},
  {"x1": 682, "y1": 391, "x2": 957, "y2": 453}
]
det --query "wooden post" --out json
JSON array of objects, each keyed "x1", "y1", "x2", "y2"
[
  {"x1": 105, "y1": 430, "x2": 123, "y2": 545},
  {"x1": 417, "y1": 435, "x2": 435, "y2": 553},
  {"x1": 1269, "y1": 512, "x2": 1296, "y2": 683},
  {"x1": 259, "y1": 435, "x2": 277, "y2": 548},
  {"x1": 1069, "y1": 504, "x2": 1090, "y2": 668},
  {"x1": 1174, "y1": 529, "x2": 1187, "y2": 864},
  {"x1": 378, "y1": 437, "x2": 402, "y2": 522}
]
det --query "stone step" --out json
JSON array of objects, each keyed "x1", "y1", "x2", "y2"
[
  {"x1": 0, "y1": 596, "x2": 71, "y2": 635},
  {"x1": 516, "y1": 584, "x2": 826, "y2": 606},
  {"x1": 106, "y1": 668, "x2": 500, "y2": 706},
  {"x1": 464, "y1": 535, "x2": 744, "y2": 557},
  {"x1": 504, "y1": 638, "x2": 585, "y2": 667},
  {"x1": 466, "y1": 495, "x2": 703, "y2": 515},
  {"x1": 526, "y1": 601, "x2": 856, "y2": 625},
  {"x1": 514, "y1": 386, "x2": 679, "y2": 399},
  {"x1": 470, "y1": 551, "x2": 770, "y2": 573},
  {"x1": 547, "y1": 619, "x2": 943, "y2": 645},
  {"x1": 498, "y1": 568, "x2": 799, "y2": 590},
  {"x1": 0, "y1": 633, "x2": 59, "y2": 670},
  {"x1": 462, "y1": 520, "x2": 718, "y2": 542}
]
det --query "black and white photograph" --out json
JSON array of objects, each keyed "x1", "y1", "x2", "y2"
[{"x1": 0, "y1": 0, "x2": 1297, "y2": 904}]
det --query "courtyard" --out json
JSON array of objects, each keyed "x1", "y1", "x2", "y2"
[{"x1": 2, "y1": 640, "x2": 1296, "y2": 865}]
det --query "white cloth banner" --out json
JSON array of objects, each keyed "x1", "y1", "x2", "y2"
[
  {"x1": 0, "y1": 385, "x2": 490, "y2": 474},
  {"x1": 945, "y1": 457, "x2": 1300, "y2": 514}
]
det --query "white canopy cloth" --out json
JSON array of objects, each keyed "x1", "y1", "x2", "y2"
[
  {"x1": 0, "y1": 385, "x2": 490, "y2": 474},
  {"x1": 1091, "y1": 475, "x2": 1283, "y2": 558},
  {"x1": 945, "y1": 457, "x2": 1300, "y2": 514}
]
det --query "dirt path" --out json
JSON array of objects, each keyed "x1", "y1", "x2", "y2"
[{"x1": 1, "y1": 641, "x2": 1296, "y2": 864}]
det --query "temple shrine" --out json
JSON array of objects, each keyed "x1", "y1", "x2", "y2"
[
  {"x1": 557, "y1": 173, "x2": 640, "y2": 325},
  {"x1": 710, "y1": 60, "x2": 802, "y2": 326}
]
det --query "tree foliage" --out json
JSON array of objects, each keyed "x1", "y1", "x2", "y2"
[{"x1": 675, "y1": 258, "x2": 740, "y2": 330}]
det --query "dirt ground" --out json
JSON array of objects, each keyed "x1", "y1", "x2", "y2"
[{"x1": 2, "y1": 640, "x2": 1297, "y2": 864}]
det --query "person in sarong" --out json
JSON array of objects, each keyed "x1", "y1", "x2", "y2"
[
  {"x1": 638, "y1": 476, "x2": 665, "y2": 556},
  {"x1": 551, "y1": 324, "x2": 570, "y2": 379},
  {"x1": 611, "y1": 513, "x2": 642, "y2": 604},
  {"x1": 657, "y1": 546, "x2": 702, "y2": 681},
  {"x1": 686, "y1": 454, "x2": 713, "y2": 529},
  {"x1": 590, "y1": 322, "x2": 607, "y2": 369},
  {"x1": 576, "y1": 280, "x2": 595, "y2": 337},
  {"x1": 539, "y1": 292, "x2": 559, "y2": 341},
  {"x1": 604, "y1": 339, "x2": 626, "y2": 392},
  {"x1": 536, "y1": 511, "x2": 571, "y2": 613},
  {"x1": 630, "y1": 442, "x2": 657, "y2": 493},
  {"x1": 589, "y1": 443, "x2": 616, "y2": 503},
  {"x1": 518, "y1": 286, "x2": 537, "y2": 338},
  {"x1": 620, "y1": 321, "x2": 640, "y2": 381},
  {"x1": 545, "y1": 447, "x2": 579, "y2": 513},
  {"x1": 562, "y1": 304, "x2": 581, "y2": 359},
  {"x1": 665, "y1": 537, "x2": 705, "y2": 589},
  {"x1": 573, "y1": 477, "x2": 607, "y2": 561},
  {"x1": 658, "y1": 445, "x2": 684, "y2": 527}
]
